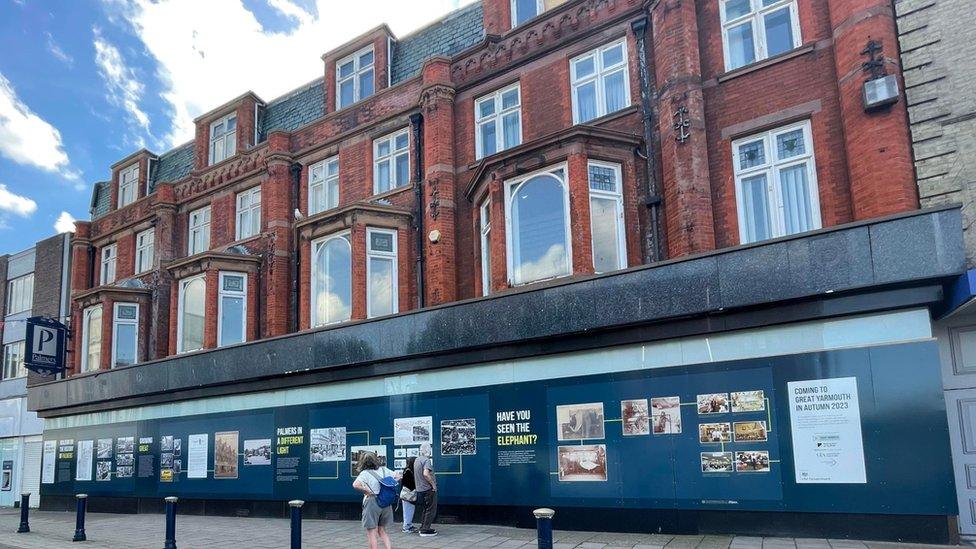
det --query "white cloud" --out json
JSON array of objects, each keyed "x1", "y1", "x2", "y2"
[
  {"x1": 0, "y1": 72, "x2": 80, "y2": 180},
  {"x1": 0, "y1": 184, "x2": 37, "y2": 217},
  {"x1": 110, "y1": 0, "x2": 474, "y2": 147},
  {"x1": 93, "y1": 27, "x2": 152, "y2": 148},
  {"x1": 46, "y1": 32, "x2": 75, "y2": 67},
  {"x1": 54, "y1": 211, "x2": 77, "y2": 233}
]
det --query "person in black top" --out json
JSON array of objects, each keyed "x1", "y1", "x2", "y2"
[{"x1": 400, "y1": 456, "x2": 418, "y2": 533}]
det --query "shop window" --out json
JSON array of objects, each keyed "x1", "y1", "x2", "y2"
[
  {"x1": 6, "y1": 274, "x2": 33, "y2": 315},
  {"x1": 311, "y1": 233, "x2": 352, "y2": 326},
  {"x1": 588, "y1": 162, "x2": 627, "y2": 273},
  {"x1": 1, "y1": 341, "x2": 25, "y2": 380},
  {"x1": 373, "y1": 129, "x2": 410, "y2": 194},
  {"x1": 720, "y1": 0, "x2": 801, "y2": 71},
  {"x1": 236, "y1": 186, "x2": 262, "y2": 240},
  {"x1": 112, "y1": 303, "x2": 138, "y2": 368},
  {"x1": 118, "y1": 163, "x2": 138, "y2": 208},
  {"x1": 135, "y1": 229, "x2": 154, "y2": 274},
  {"x1": 479, "y1": 200, "x2": 492, "y2": 296},
  {"x1": 81, "y1": 305, "x2": 102, "y2": 372},
  {"x1": 505, "y1": 165, "x2": 572, "y2": 285},
  {"x1": 209, "y1": 112, "x2": 237, "y2": 165},
  {"x1": 475, "y1": 83, "x2": 522, "y2": 160},
  {"x1": 309, "y1": 156, "x2": 340, "y2": 215},
  {"x1": 188, "y1": 206, "x2": 211, "y2": 255},
  {"x1": 218, "y1": 272, "x2": 247, "y2": 347},
  {"x1": 732, "y1": 120, "x2": 821, "y2": 244},
  {"x1": 100, "y1": 244, "x2": 117, "y2": 285},
  {"x1": 571, "y1": 39, "x2": 630, "y2": 124},
  {"x1": 366, "y1": 228, "x2": 398, "y2": 318},
  {"x1": 177, "y1": 275, "x2": 205, "y2": 354},
  {"x1": 337, "y1": 46, "x2": 375, "y2": 109}
]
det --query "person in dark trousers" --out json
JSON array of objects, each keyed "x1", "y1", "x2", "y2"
[
  {"x1": 400, "y1": 456, "x2": 418, "y2": 533},
  {"x1": 413, "y1": 442, "x2": 438, "y2": 537}
]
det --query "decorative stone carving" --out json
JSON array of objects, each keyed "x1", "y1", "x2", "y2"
[
  {"x1": 419, "y1": 85, "x2": 456, "y2": 114},
  {"x1": 174, "y1": 146, "x2": 271, "y2": 202}
]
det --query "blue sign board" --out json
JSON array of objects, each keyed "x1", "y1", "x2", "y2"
[{"x1": 25, "y1": 317, "x2": 67, "y2": 376}]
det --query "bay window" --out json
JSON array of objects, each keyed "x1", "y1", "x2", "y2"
[
  {"x1": 1, "y1": 341, "x2": 25, "y2": 380},
  {"x1": 588, "y1": 161, "x2": 627, "y2": 273},
  {"x1": 732, "y1": 120, "x2": 821, "y2": 244},
  {"x1": 479, "y1": 200, "x2": 492, "y2": 296},
  {"x1": 311, "y1": 233, "x2": 352, "y2": 326},
  {"x1": 337, "y1": 46, "x2": 375, "y2": 109},
  {"x1": 81, "y1": 305, "x2": 102, "y2": 372},
  {"x1": 236, "y1": 187, "x2": 262, "y2": 240},
  {"x1": 720, "y1": 0, "x2": 801, "y2": 71},
  {"x1": 6, "y1": 274, "x2": 33, "y2": 315},
  {"x1": 118, "y1": 164, "x2": 138, "y2": 208},
  {"x1": 366, "y1": 228, "x2": 398, "y2": 318},
  {"x1": 475, "y1": 83, "x2": 522, "y2": 159},
  {"x1": 309, "y1": 157, "x2": 339, "y2": 215},
  {"x1": 100, "y1": 244, "x2": 117, "y2": 285},
  {"x1": 373, "y1": 129, "x2": 410, "y2": 194},
  {"x1": 218, "y1": 272, "x2": 247, "y2": 347},
  {"x1": 209, "y1": 112, "x2": 237, "y2": 165},
  {"x1": 571, "y1": 39, "x2": 630, "y2": 124},
  {"x1": 505, "y1": 165, "x2": 572, "y2": 285},
  {"x1": 135, "y1": 229, "x2": 154, "y2": 274},
  {"x1": 188, "y1": 206, "x2": 211, "y2": 255},
  {"x1": 177, "y1": 275, "x2": 205, "y2": 353},
  {"x1": 112, "y1": 303, "x2": 138, "y2": 367}
]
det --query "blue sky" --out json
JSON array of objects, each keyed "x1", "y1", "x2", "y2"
[{"x1": 0, "y1": 0, "x2": 469, "y2": 255}]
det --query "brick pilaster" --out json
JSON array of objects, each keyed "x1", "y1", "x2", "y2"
[{"x1": 262, "y1": 132, "x2": 294, "y2": 336}]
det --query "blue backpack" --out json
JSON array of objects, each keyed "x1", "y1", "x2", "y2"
[{"x1": 369, "y1": 470, "x2": 399, "y2": 508}]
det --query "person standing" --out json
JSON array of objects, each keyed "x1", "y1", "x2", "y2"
[
  {"x1": 414, "y1": 442, "x2": 438, "y2": 537},
  {"x1": 400, "y1": 456, "x2": 418, "y2": 533},
  {"x1": 352, "y1": 452, "x2": 400, "y2": 549}
]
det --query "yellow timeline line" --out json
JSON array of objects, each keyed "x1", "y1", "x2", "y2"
[
  {"x1": 765, "y1": 398, "x2": 773, "y2": 432},
  {"x1": 434, "y1": 455, "x2": 463, "y2": 476},
  {"x1": 309, "y1": 461, "x2": 340, "y2": 481}
]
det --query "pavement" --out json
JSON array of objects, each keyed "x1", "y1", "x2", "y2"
[{"x1": 0, "y1": 509, "x2": 960, "y2": 549}]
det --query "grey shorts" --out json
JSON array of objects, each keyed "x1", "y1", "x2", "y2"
[{"x1": 361, "y1": 496, "x2": 394, "y2": 530}]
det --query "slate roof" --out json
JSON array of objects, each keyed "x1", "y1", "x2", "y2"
[
  {"x1": 90, "y1": 2, "x2": 485, "y2": 220},
  {"x1": 391, "y1": 1, "x2": 484, "y2": 84}
]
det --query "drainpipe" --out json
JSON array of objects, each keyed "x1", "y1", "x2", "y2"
[
  {"x1": 409, "y1": 113, "x2": 425, "y2": 309},
  {"x1": 289, "y1": 162, "x2": 303, "y2": 333},
  {"x1": 631, "y1": 16, "x2": 663, "y2": 263}
]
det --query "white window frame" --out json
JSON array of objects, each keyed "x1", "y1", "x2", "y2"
[
  {"x1": 217, "y1": 271, "x2": 247, "y2": 348},
  {"x1": 6, "y1": 274, "x2": 33, "y2": 315},
  {"x1": 479, "y1": 200, "x2": 492, "y2": 296},
  {"x1": 209, "y1": 112, "x2": 237, "y2": 165},
  {"x1": 311, "y1": 232, "x2": 352, "y2": 327},
  {"x1": 373, "y1": 129, "x2": 410, "y2": 194},
  {"x1": 308, "y1": 157, "x2": 340, "y2": 215},
  {"x1": 504, "y1": 163, "x2": 573, "y2": 286},
  {"x1": 336, "y1": 46, "x2": 375, "y2": 110},
  {"x1": 570, "y1": 38, "x2": 631, "y2": 124},
  {"x1": 235, "y1": 186, "x2": 262, "y2": 240},
  {"x1": 81, "y1": 305, "x2": 102, "y2": 373},
  {"x1": 475, "y1": 83, "x2": 522, "y2": 160},
  {"x1": 732, "y1": 119, "x2": 821, "y2": 244},
  {"x1": 100, "y1": 244, "x2": 117, "y2": 285},
  {"x1": 111, "y1": 302, "x2": 139, "y2": 368},
  {"x1": 719, "y1": 0, "x2": 801, "y2": 72},
  {"x1": 1, "y1": 341, "x2": 25, "y2": 380},
  {"x1": 118, "y1": 163, "x2": 139, "y2": 208},
  {"x1": 511, "y1": 0, "x2": 544, "y2": 27},
  {"x1": 176, "y1": 274, "x2": 206, "y2": 354},
  {"x1": 135, "y1": 229, "x2": 154, "y2": 274},
  {"x1": 188, "y1": 206, "x2": 211, "y2": 255},
  {"x1": 366, "y1": 227, "x2": 399, "y2": 318},
  {"x1": 587, "y1": 161, "x2": 628, "y2": 273}
]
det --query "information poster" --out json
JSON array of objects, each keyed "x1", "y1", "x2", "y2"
[
  {"x1": 42, "y1": 440, "x2": 56, "y2": 484},
  {"x1": 187, "y1": 434, "x2": 208, "y2": 479},
  {"x1": 788, "y1": 377, "x2": 866, "y2": 484},
  {"x1": 76, "y1": 440, "x2": 93, "y2": 481}
]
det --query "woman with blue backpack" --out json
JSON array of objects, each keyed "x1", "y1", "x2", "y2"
[{"x1": 352, "y1": 452, "x2": 401, "y2": 549}]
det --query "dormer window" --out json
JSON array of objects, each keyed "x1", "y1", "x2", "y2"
[
  {"x1": 511, "y1": 0, "x2": 567, "y2": 27},
  {"x1": 336, "y1": 46, "x2": 375, "y2": 110},
  {"x1": 118, "y1": 164, "x2": 138, "y2": 208},
  {"x1": 209, "y1": 112, "x2": 237, "y2": 165}
]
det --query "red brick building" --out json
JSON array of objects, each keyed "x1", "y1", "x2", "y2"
[{"x1": 66, "y1": 0, "x2": 916, "y2": 374}]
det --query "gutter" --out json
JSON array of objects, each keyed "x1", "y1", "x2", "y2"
[
  {"x1": 631, "y1": 16, "x2": 664, "y2": 262},
  {"x1": 290, "y1": 162, "x2": 303, "y2": 333},
  {"x1": 410, "y1": 112, "x2": 425, "y2": 309}
]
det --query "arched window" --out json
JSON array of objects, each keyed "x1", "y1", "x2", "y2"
[
  {"x1": 505, "y1": 166, "x2": 572, "y2": 285},
  {"x1": 178, "y1": 275, "x2": 205, "y2": 353},
  {"x1": 312, "y1": 234, "x2": 352, "y2": 326},
  {"x1": 81, "y1": 305, "x2": 102, "y2": 372}
]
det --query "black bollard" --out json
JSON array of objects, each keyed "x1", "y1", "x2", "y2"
[
  {"x1": 17, "y1": 492, "x2": 30, "y2": 533},
  {"x1": 72, "y1": 494, "x2": 88, "y2": 542},
  {"x1": 289, "y1": 500, "x2": 304, "y2": 549},
  {"x1": 533, "y1": 508, "x2": 555, "y2": 549},
  {"x1": 163, "y1": 496, "x2": 178, "y2": 549}
]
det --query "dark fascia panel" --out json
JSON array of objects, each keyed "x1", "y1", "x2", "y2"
[{"x1": 28, "y1": 206, "x2": 964, "y2": 416}]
